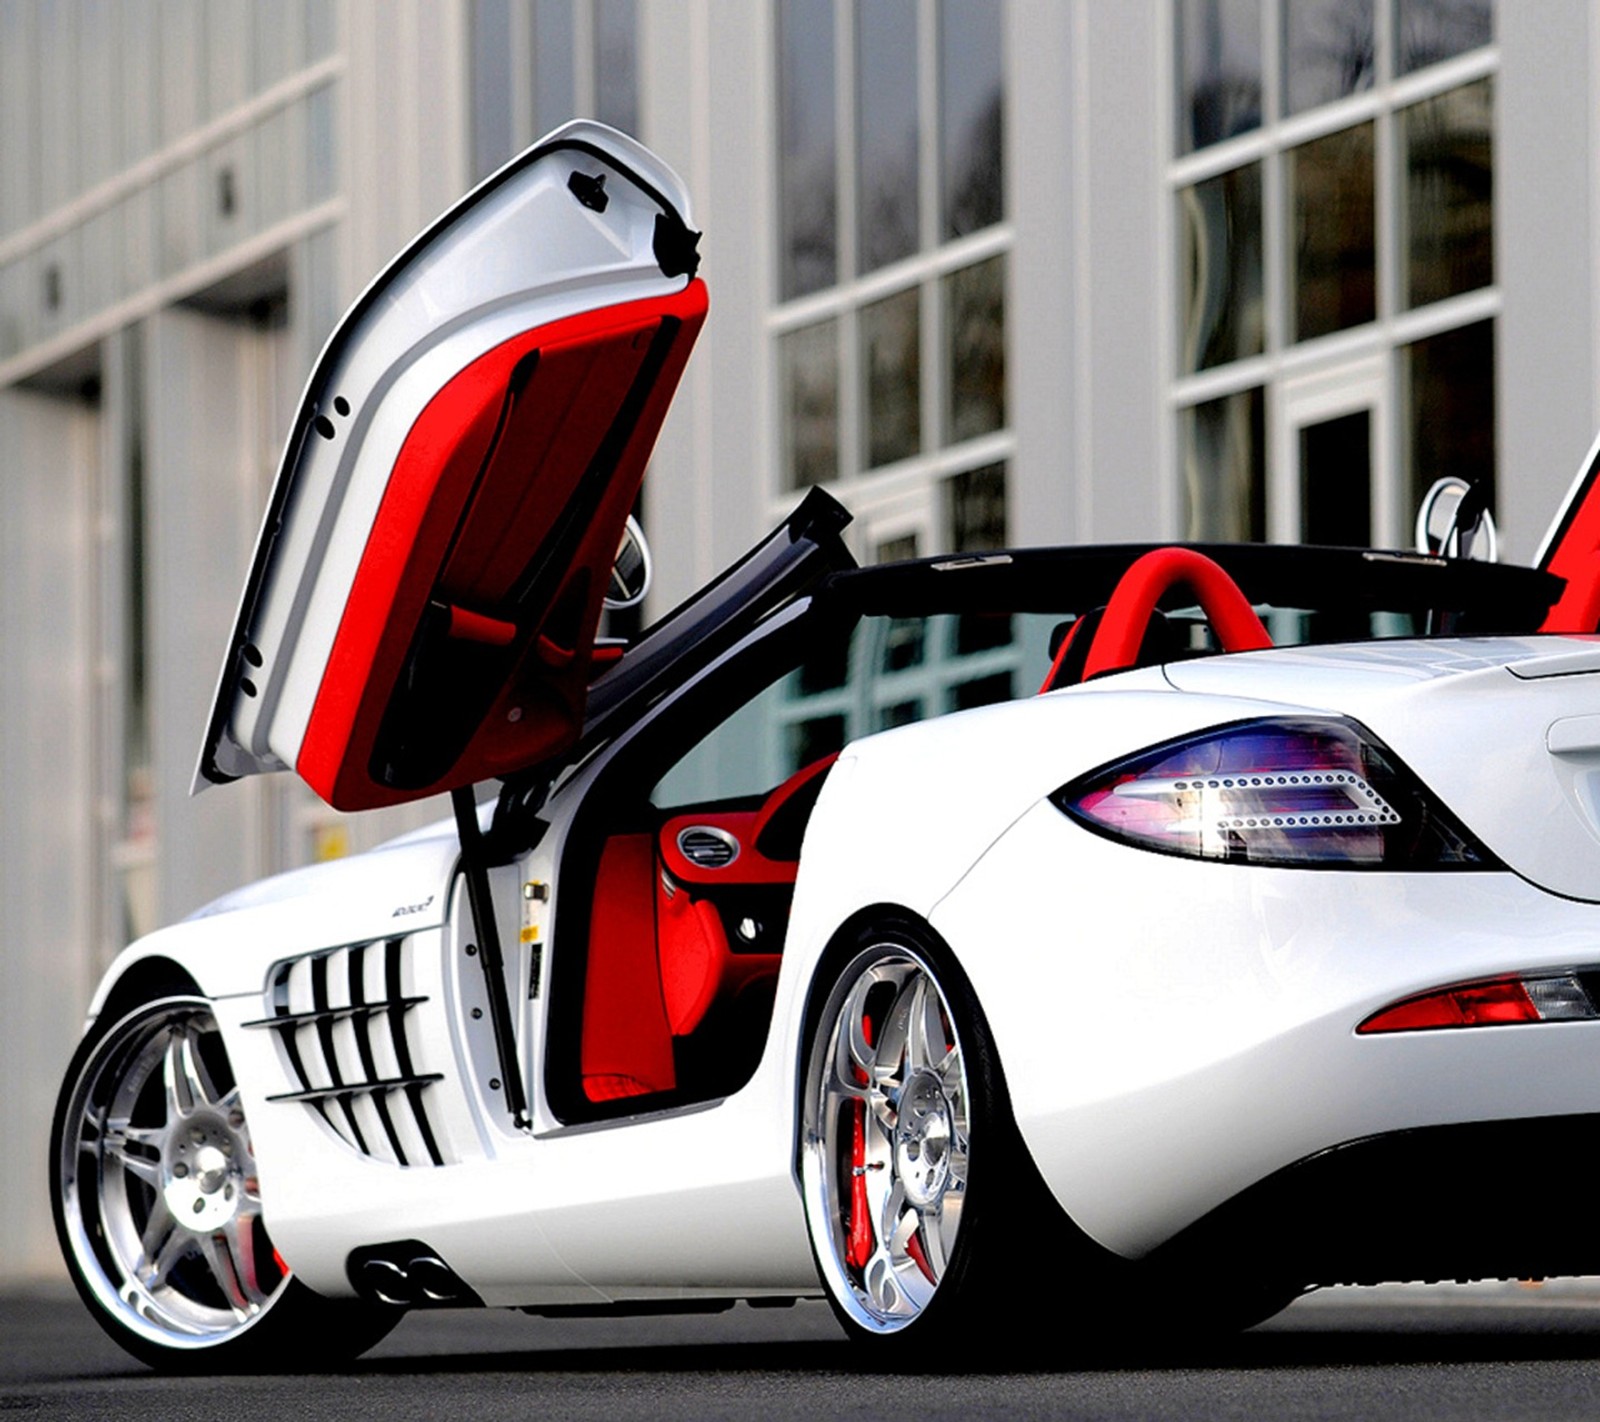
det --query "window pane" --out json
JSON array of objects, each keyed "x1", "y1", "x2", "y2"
[
  {"x1": 780, "y1": 319, "x2": 838, "y2": 489},
  {"x1": 1178, "y1": 162, "x2": 1263, "y2": 372},
  {"x1": 945, "y1": 255, "x2": 1006, "y2": 443},
  {"x1": 857, "y1": 0, "x2": 919, "y2": 272},
  {"x1": 1290, "y1": 122, "x2": 1375, "y2": 342},
  {"x1": 470, "y1": 0, "x2": 515, "y2": 180},
  {"x1": 595, "y1": 0, "x2": 638, "y2": 137},
  {"x1": 1397, "y1": 0, "x2": 1492, "y2": 75},
  {"x1": 861, "y1": 287, "x2": 921, "y2": 468},
  {"x1": 1176, "y1": 0, "x2": 1262, "y2": 154},
  {"x1": 949, "y1": 462, "x2": 1012, "y2": 656},
  {"x1": 1402, "y1": 78, "x2": 1493, "y2": 310},
  {"x1": 940, "y1": 0, "x2": 1003, "y2": 239},
  {"x1": 1182, "y1": 387, "x2": 1265, "y2": 540},
  {"x1": 1283, "y1": 0, "x2": 1373, "y2": 115},
  {"x1": 1299, "y1": 409, "x2": 1371, "y2": 546},
  {"x1": 778, "y1": 0, "x2": 837, "y2": 298},
  {"x1": 533, "y1": 0, "x2": 575, "y2": 139},
  {"x1": 1405, "y1": 319, "x2": 1494, "y2": 521},
  {"x1": 947, "y1": 462, "x2": 1007, "y2": 551}
]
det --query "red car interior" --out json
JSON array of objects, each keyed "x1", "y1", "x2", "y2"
[{"x1": 579, "y1": 756, "x2": 837, "y2": 1104}]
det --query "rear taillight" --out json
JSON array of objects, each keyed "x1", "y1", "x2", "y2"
[
  {"x1": 1051, "y1": 717, "x2": 1498, "y2": 869},
  {"x1": 1359, "y1": 974, "x2": 1597, "y2": 1033}
]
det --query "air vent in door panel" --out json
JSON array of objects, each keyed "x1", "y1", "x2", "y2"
[{"x1": 677, "y1": 826, "x2": 740, "y2": 869}]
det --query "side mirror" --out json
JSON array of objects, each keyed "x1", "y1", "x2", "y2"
[
  {"x1": 1414, "y1": 477, "x2": 1497, "y2": 562},
  {"x1": 604, "y1": 515, "x2": 653, "y2": 610}
]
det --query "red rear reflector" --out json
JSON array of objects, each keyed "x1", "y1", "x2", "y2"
[{"x1": 1359, "y1": 979, "x2": 1541, "y2": 1034}]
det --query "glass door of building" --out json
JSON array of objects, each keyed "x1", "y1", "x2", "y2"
[{"x1": 1273, "y1": 358, "x2": 1393, "y2": 549}]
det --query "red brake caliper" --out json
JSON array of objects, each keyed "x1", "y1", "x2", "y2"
[{"x1": 846, "y1": 1012, "x2": 875, "y2": 1272}]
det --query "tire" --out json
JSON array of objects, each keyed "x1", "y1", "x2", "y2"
[
  {"x1": 51, "y1": 993, "x2": 398, "y2": 1371},
  {"x1": 798, "y1": 925, "x2": 1039, "y2": 1345}
]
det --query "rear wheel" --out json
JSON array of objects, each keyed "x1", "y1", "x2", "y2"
[
  {"x1": 799, "y1": 930, "x2": 1030, "y2": 1343},
  {"x1": 51, "y1": 994, "x2": 397, "y2": 1371}
]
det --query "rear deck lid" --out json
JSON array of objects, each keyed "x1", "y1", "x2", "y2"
[{"x1": 195, "y1": 122, "x2": 706, "y2": 810}]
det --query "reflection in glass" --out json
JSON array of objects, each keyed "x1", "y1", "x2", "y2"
[
  {"x1": 788, "y1": 714, "x2": 847, "y2": 771},
  {"x1": 1182, "y1": 386, "x2": 1265, "y2": 541},
  {"x1": 1299, "y1": 410, "x2": 1371, "y2": 546},
  {"x1": 940, "y1": 0, "x2": 1003, "y2": 239},
  {"x1": 595, "y1": 0, "x2": 638, "y2": 136},
  {"x1": 881, "y1": 617, "x2": 927, "y2": 672},
  {"x1": 1290, "y1": 123, "x2": 1375, "y2": 342},
  {"x1": 1178, "y1": 163, "x2": 1262, "y2": 373},
  {"x1": 861, "y1": 288, "x2": 921, "y2": 468},
  {"x1": 951, "y1": 671, "x2": 1013, "y2": 711},
  {"x1": 1405, "y1": 319, "x2": 1494, "y2": 523},
  {"x1": 857, "y1": 0, "x2": 919, "y2": 273},
  {"x1": 1397, "y1": 0, "x2": 1492, "y2": 74},
  {"x1": 780, "y1": 320, "x2": 838, "y2": 489},
  {"x1": 799, "y1": 638, "x2": 852, "y2": 695},
  {"x1": 945, "y1": 256, "x2": 1006, "y2": 443},
  {"x1": 1176, "y1": 0, "x2": 1262, "y2": 154},
  {"x1": 1283, "y1": 0, "x2": 1373, "y2": 114},
  {"x1": 1402, "y1": 79, "x2": 1493, "y2": 311},
  {"x1": 778, "y1": 0, "x2": 836, "y2": 299},
  {"x1": 947, "y1": 462, "x2": 1007, "y2": 551},
  {"x1": 533, "y1": 0, "x2": 576, "y2": 138},
  {"x1": 879, "y1": 701, "x2": 922, "y2": 731},
  {"x1": 955, "y1": 612, "x2": 1013, "y2": 655}
]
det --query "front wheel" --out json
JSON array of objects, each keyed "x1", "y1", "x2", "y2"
[
  {"x1": 51, "y1": 993, "x2": 397, "y2": 1371},
  {"x1": 799, "y1": 930, "x2": 1035, "y2": 1343}
]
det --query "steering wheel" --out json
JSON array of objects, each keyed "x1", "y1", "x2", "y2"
[{"x1": 1080, "y1": 548, "x2": 1271, "y2": 681}]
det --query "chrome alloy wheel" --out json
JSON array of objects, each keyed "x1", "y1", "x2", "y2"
[
  {"x1": 801, "y1": 945, "x2": 972, "y2": 1334},
  {"x1": 55, "y1": 997, "x2": 289, "y2": 1353}
]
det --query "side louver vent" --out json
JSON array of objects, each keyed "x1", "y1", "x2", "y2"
[
  {"x1": 245, "y1": 936, "x2": 448, "y2": 1167},
  {"x1": 677, "y1": 826, "x2": 739, "y2": 869}
]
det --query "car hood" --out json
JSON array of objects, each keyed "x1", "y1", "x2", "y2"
[
  {"x1": 1164, "y1": 636, "x2": 1600, "y2": 901},
  {"x1": 195, "y1": 121, "x2": 706, "y2": 811}
]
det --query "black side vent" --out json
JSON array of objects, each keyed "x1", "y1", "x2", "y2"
[
  {"x1": 246, "y1": 937, "x2": 448, "y2": 1167},
  {"x1": 677, "y1": 826, "x2": 739, "y2": 869}
]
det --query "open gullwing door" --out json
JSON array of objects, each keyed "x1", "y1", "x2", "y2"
[{"x1": 195, "y1": 122, "x2": 707, "y2": 811}]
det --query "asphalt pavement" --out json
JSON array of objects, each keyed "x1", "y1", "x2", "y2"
[{"x1": 8, "y1": 1279, "x2": 1600, "y2": 1421}]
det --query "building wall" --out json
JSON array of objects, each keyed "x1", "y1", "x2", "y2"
[{"x1": 3, "y1": 0, "x2": 1599, "y2": 1282}]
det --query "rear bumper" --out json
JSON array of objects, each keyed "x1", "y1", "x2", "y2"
[{"x1": 1152, "y1": 1113, "x2": 1600, "y2": 1288}]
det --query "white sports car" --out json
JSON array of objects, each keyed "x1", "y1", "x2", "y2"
[{"x1": 51, "y1": 123, "x2": 1600, "y2": 1370}]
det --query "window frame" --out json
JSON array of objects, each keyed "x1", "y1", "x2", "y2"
[
  {"x1": 1165, "y1": 1, "x2": 1499, "y2": 545},
  {"x1": 768, "y1": 0, "x2": 1013, "y2": 558}
]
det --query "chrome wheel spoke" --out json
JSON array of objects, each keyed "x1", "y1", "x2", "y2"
[
  {"x1": 139, "y1": 1204, "x2": 191, "y2": 1291},
  {"x1": 871, "y1": 974, "x2": 918, "y2": 1084},
  {"x1": 100, "y1": 1118, "x2": 164, "y2": 1189},
  {"x1": 917, "y1": 1203, "x2": 951, "y2": 1281},
  {"x1": 164, "y1": 1024, "x2": 220, "y2": 1119},
  {"x1": 198, "y1": 1216, "x2": 270, "y2": 1314},
  {"x1": 906, "y1": 976, "x2": 948, "y2": 1077}
]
